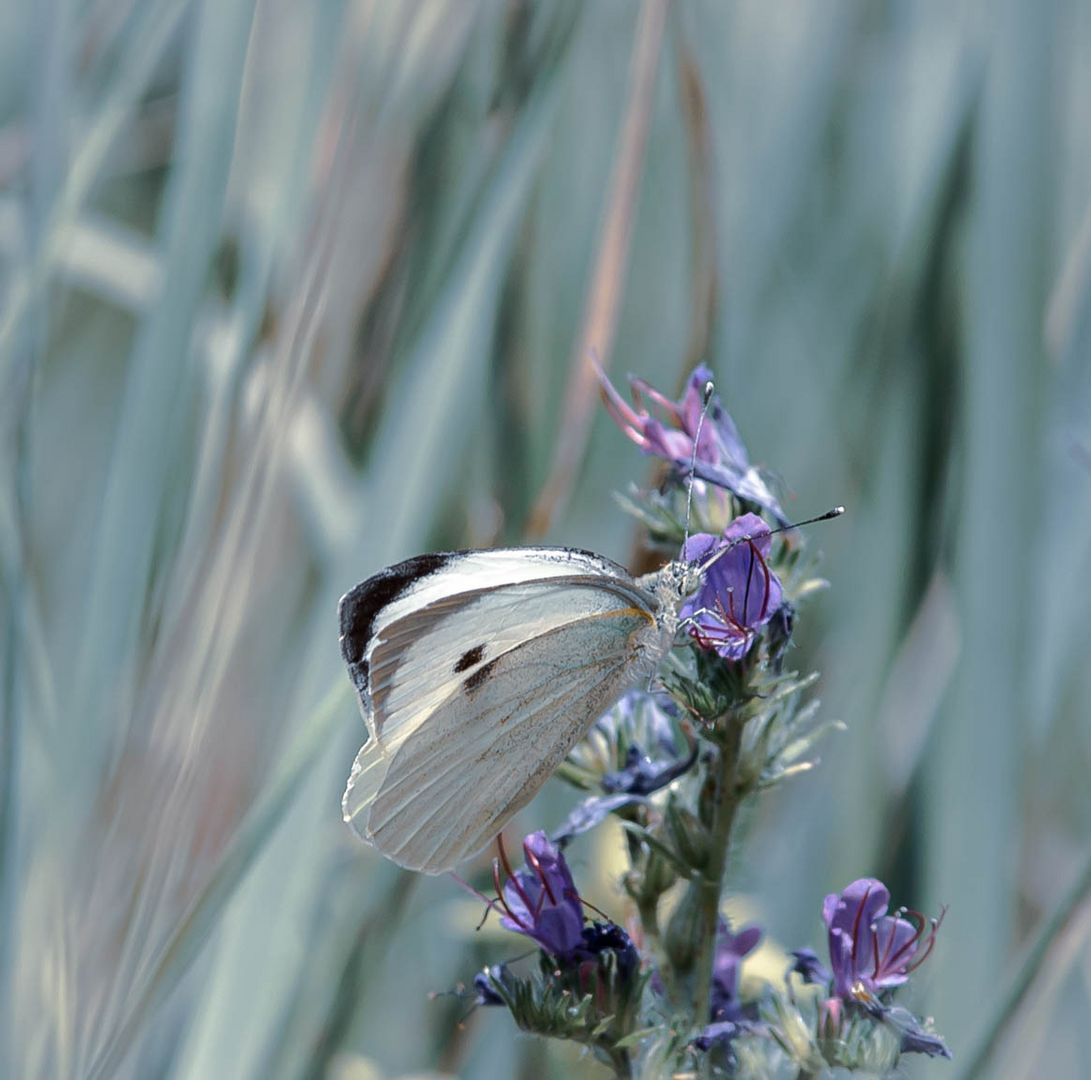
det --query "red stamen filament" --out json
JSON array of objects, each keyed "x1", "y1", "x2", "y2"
[
  {"x1": 525, "y1": 842, "x2": 557, "y2": 907},
  {"x1": 869, "y1": 905, "x2": 944, "y2": 980},
  {"x1": 494, "y1": 836, "x2": 536, "y2": 929},
  {"x1": 492, "y1": 858, "x2": 527, "y2": 930},
  {"x1": 905, "y1": 907, "x2": 945, "y2": 975},
  {"x1": 879, "y1": 911, "x2": 925, "y2": 975},
  {"x1": 580, "y1": 897, "x2": 612, "y2": 922},
  {"x1": 849, "y1": 884, "x2": 873, "y2": 975}
]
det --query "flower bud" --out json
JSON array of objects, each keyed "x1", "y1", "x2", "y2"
[
  {"x1": 641, "y1": 847, "x2": 678, "y2": 899},
  {"x1": 666, "y1": 798, "x2": 710, "y2": 870},
  {"x1": 664, "y1": 884, "x2": 702, "y2": 975}
]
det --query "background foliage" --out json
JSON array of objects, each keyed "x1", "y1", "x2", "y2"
[{"x1": 2, "y1": 1, "x2": 1089, "y2": 1076}]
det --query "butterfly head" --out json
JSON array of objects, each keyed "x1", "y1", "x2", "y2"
[{"x1": 656, "y1": 555, "x2": 706, "y2": 608}]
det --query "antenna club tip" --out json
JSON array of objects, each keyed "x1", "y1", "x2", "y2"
[{"x1": 831, "y1": 505, "x2": 845, "y2": 517}]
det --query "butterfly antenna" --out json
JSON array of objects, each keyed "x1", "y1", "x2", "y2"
[
  {"x1": 768, "y1": 504, "x2": 845, "y2": 536},
  {"x1": 683, "y1": 378, "x2": 716, "y2": 549},
  {"x1": 699, "y1": 505, "x2": 846, "y2": 572}
]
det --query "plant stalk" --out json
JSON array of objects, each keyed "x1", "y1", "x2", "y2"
[
  {"x1": 691, "y1": 715, "x2": 744, "y2": 1028},
  {"x1": 637, "y1": 895, "x2": 678, "y2": 1007},
  {"x1": 605, "y1": 1044, "x2": 633, "y2": 1078}
]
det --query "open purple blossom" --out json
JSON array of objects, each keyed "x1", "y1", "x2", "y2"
[
  {"x1": 680, "y1": 514, "x2": 784, "y2": 660},
  {"x1": 495, "y1": 832, "x2": 585, "y2": 958},
  {"x1": 823, "y1": 878, "x2": 943, "y2": 1002},
  {"x1": 597, "y1": 363, "x2": 787, "y2": 523},
  {"x1": 493, "y1": 831, "x2": 642, "y2": 987}
]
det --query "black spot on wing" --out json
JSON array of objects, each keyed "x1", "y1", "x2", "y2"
[
  {"x1": 454, "y1": 643, "x2": 486, "y2": 674},
  {"x1": 463, "y1": 657, "x2": 499, "y2": 695},
  {"x1": 338, "y1": 552, "x2": 451, "y2": 683}
]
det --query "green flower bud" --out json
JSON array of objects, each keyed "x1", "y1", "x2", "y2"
[
  {"x1": 641, "y1": 846, "x2": 678, "y2": 899},
  {"x1": 665, "y1": 798, "x2": 710, "y2": 870},
  {"x1": 664, "y1": 883, "x2": 702, "y2": 975}
]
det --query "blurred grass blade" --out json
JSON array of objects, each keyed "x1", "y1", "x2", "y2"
[
  {"x1": 528, "y1": 0, "x2": 669, "y2": 537},
  {"x1": 67, "y1": 0, "x2": 256, "y2": 802},
  {"x1": 959, "y1": 850, "x2": 1091, "y2": 1080},
  {"x1": 84, "y1": 680, "x2": 350, "y2": 1080},
  {"x1": 0, "y1": 0, "x2": 189, "y2": 369},
  {"x1": 925, "y1": 0, "x2": 1053, "y2": 1042}
]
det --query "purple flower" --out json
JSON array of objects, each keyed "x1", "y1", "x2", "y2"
[
  {"x1": 823, "y1": 878, "x2": 943, "y2": 1003},
  {"x1": 680, "y1": 514, "x2": 784, "y2": 660},
  {"x1": 578, "y1": 920, "x2": 641, "y2": 985},
  {"x1": 709, "y1": 921, "x2": 763, "y2": 1023},
  {"x1": 595, "y1": 690, "x2": 685, "y2": 759},
  {"x1": 601, "y1": 739, "x2": 698, "y2": 797},
  {"x1": 882, "y1": 1004, "x2": 952, "y2": 1059},
  {"x1": 473, "y1": 964, "x2": 510, "y2": 1007},
  {"x1": 693, "y1": 922, "x2": 763, "y2": 1053},
  {"x1": 693, "y1": 1019, "x2": 748, "y2": 1052},
  {"x1": 597, "y1": 365, "x2": 787, "y2": 522},
  {"x1": 494, "y1": 832, "x2": 643, "y2": 982},
  {"x1": 551, "y1": 793, "x2": 646, "y2": 847},
  {"x1": 495, "y1": 832, "x2": 585, "y2": 958},
  {"x1": 789, "y1": 947, "x2": 832, "y2": 987}
]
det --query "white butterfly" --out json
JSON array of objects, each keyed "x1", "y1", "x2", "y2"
[{"x1": 339, "y1": 547, "x2": 701, "y2": 874}]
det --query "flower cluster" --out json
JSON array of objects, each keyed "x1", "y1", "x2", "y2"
[
  {"x1": 597, "y1": 363, "x2": 787, "y2": 523},
  {"x1": 476, "y1": 834, "x2": 948, "y2": 1074},
  {"x1": 473, "y1": 834, "x2": 644, "y2": 1070},
  {"x1": 446, "y1": 367, "x2": 948, "y2": 1077},
  {"x1": 816, "y1": 878, "x2": 950, "y2": 1061}
]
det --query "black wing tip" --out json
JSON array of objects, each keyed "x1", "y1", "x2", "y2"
[
  {"x1": 336, "y1": 544, "x2": 636, "y2": 670},
  {"x1": 338, "y1": 551, "x2": 454, "y2": 665}
]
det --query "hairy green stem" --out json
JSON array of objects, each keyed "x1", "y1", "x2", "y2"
[
  {"x1": 637, "y1": 896, "x2": 677, "y2": 1007},
  {"x1": 691, "y1": 715, "x2": 744, "y2": 1028},
  {"x1": 605, "y1": 1044, "x2": 633, "y2": 1078}
]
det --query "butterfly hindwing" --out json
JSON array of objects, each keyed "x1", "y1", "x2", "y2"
[{"x1": 367, "y1": 614, "x2": 652, "y2": 872}]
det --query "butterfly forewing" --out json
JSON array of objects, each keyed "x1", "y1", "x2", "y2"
[{"x1": 339, "y1": 548, "x2": 671, "y2": 873}]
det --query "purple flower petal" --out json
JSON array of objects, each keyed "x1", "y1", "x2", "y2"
[
  {"x1": 601, "y1": 739, "x2": 698, "y2": 796},
  {"x1": 680, "y1": 515, "x2": 784, "y2": 660},
  {"x1": 789, "y1": 947, "x2": 832, "y2": 987},
  {"x1": 498, "y1": 832, "x2": 585, "y2": 957},
  {"x1": 882, "y1": 1005, "x2": 952, "y2": 1058},
  {"x1": 550, "y1": 794, "x2": 646, "y2": 846},
  {"x1": 709, "y1": 921, "x2": 762, "y2": 1021}
]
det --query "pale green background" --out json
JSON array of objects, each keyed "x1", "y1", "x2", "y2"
[{"x1": 2, "y1": 2, "x2": 1088, "y2": 1077}]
